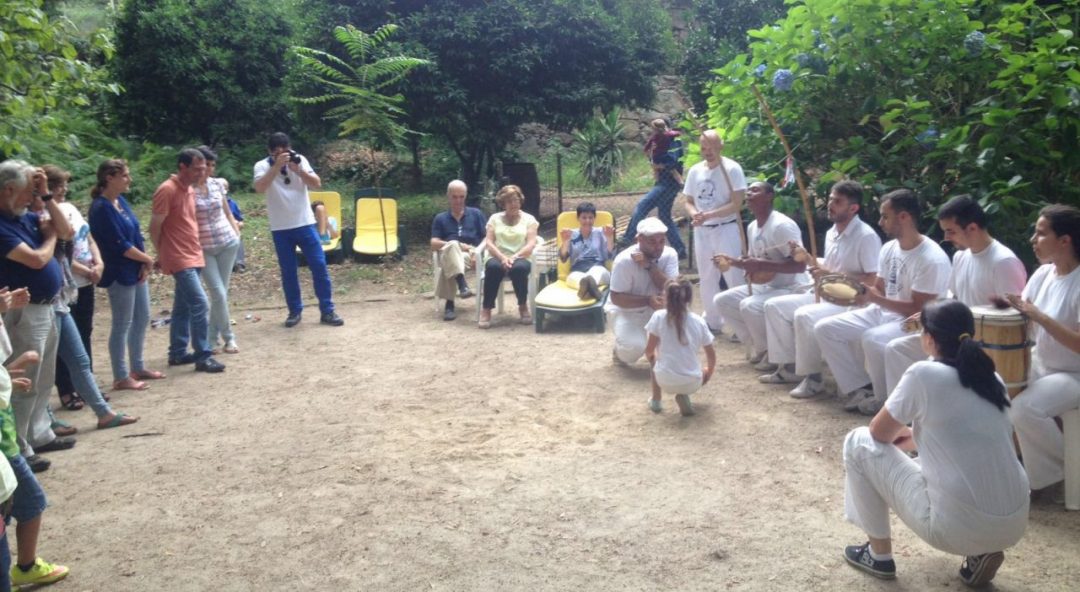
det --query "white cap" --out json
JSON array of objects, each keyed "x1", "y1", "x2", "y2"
[{"x1": 636, "y1": 217, "x2": 668, "y2": 236}]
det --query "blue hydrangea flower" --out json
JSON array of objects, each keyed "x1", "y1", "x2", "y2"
[
  {"x1": 772, "y1": 69, "x2": 794, "y2": 92},
  {"x1": 964, "y1": 31, "x2": 986, "y2": 56},
  {"x1": 915, "y1": 127, "x2": 939, "y2": 147},
  {"x1": 795, "y1": 53, "x2": 811, "y2": 67},
  {"x1": 754, "y1": 64, "x2": 767, "y2": 77}
]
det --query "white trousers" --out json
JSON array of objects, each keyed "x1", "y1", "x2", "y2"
[
  {"x1": 654, "y1": 369, "x2": 703, "y2": 396},
  {"x1": 885, "y1": 334, "x2": 927, "y2": 395},
  {"x1": 435, "y1": 241, "x2": 475, "y2": 301},
  {"x1": 566, "y1": 266, "x2": 610, "y2": 290},
  {"x1": 692, "y1": 223, "x2": 745, "y2": 330},
  {"x1": 815, "y1": 305, "x2": 903, "y2": 396},
  {"x1": 764, "y1": 293, "x2": 849, "y2": 374},
  {"x1": 611, "y1": 308, "x2": 655, "y2": 365},
  {"x1": 3, "y1": 304, "x2": 59, "y2": 456},
  {"x1": 714, "y1": 284, "x2": 796, "y2": 356},
  {"x1": 1010, "y1": 363, "x2": 1080, "y2": 489},
  {"x1": 844, "y1": 426, "x2": 1028, "y2": 556}
]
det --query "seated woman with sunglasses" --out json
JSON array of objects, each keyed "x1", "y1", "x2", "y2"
[{"x1": 841, "y1": 299, "x2": 1028, "y2": 588}]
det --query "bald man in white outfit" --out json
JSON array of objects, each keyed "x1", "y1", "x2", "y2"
[
  {"x1": 607, "y1": 217, "x2": 680, "y2": 365},
  {"x1": 759, "y1": 181, "x2": 881, "y2": 396},
  {"x1": 882, "y1": 195, "x2": 1027, "y2": 394},
  {"x1": 713, "y1": 181, "x2": 808, "y2": 366},
  {"x1": 681, "y1": 130, "x2": 746, "y2": 333},
  {"x1": 814, "y1": 189, "x2": 951, "y2": 415}
]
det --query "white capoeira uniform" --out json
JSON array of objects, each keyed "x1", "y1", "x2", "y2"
[
  {"x1": 883, "y1": 239, "x2": 1027, "y2": 394},
  {"x1": 1009, "y1": 264, "x2": 1080, "y2": 489},
  {"x1": 682, "y1": 157, "x2": 746, "y2": 331},
  {"x1": 764, "y1": 216, "x2": 881, "y2": 373},
  {"x1": 844, "y1": 361, "x2": 1028, "y2": 555},
  {"x1": 714, "y1": 210, "x2": 808, "y2": 357},
  {"x1": 815, "y1": 236, "x2": 951, "y2": 399},
  {"x1": 606, "y1": 244, "x2": 679, "y2": 365}
]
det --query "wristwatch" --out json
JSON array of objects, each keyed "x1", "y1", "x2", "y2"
[{"x1": 40, "y1": 193, "x2": 54, "y2": 201}]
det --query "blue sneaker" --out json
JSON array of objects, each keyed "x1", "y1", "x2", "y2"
[{"x1": 844, "y1": 543, "x2": 896, "y2": 580}]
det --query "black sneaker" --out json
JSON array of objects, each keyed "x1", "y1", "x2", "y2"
[
  {"x1": 284, "y1": 311, "x2": 302, "y2": 328},
  {"x1": 844, "y1": 543, "x2": 896, "y2": 580},
  {"x1": 26, "y1": 454, "x2": 50, "y2": 473},
  {"x1": 195, "y1": 357, "x2": 226, "y2": 373},
  {"x1": 443, "y1": 302, "x2": 457, "y2": 321},
  {"x1": 168, "y1": 352, "x2": 197, "y2": 366},
  {"x1": 959, "y1": 551, "x2": 1004, "y2": 587},
  {"x1": 320, "y1": 312, "x2": 344, "y2": 326},
  {"x1": 36, "y1": 436, "x2": 77, "y2": 453}
]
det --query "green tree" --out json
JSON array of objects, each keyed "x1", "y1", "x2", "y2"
[
  {"x1": 289, "y1": 24, "x2": 429, "y2": 148},
  {"x1": 111, "y1": 0, "x2": 295, "y2": 145},
  {"x1": 315, "y1": 0, "x2": 673, "y2": 191},
  {"x1": 0, "y1": 0, "x2": 117, "y2": 158}
]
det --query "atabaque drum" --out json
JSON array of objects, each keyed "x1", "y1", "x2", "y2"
[{"x1": 971, "y1": 305, "x2": 1031, "y2": 398}]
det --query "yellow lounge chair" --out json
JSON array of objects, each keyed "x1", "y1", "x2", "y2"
[
  {"x1": 353, "y1": 187, "x2": 403, "y2": 259},
  {"x1": 533, "y1": 210, "x2": 614, "y2": 333},
  {"x1": 298, "y1": 191, "x2": 344, "y2": 264}
]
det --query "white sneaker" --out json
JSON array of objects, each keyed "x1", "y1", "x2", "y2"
[
  {"x1": 789, "y1": 377, "x2": 825, "y2": 398},
  {"x1": 760, "y1": 366, "x2": 800, "y2": 385},
  {"x1": 752, "y1": 357, "x2": 777, "y2": 372},
  {"x1": 843, "y1": 387, "x2": 875, "y2": 412}
]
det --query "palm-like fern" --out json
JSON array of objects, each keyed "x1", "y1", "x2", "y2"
[
  {"x1": 574, "y1": 109, "x2": 626, "y2": 188},
  {"x1": 290, "y1": 24, "x2": 429, "y2": 147}
]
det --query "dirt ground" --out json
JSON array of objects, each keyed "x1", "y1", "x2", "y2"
[{"x1": 32, "y1": 281, "x2": 1080, "y2": 592}]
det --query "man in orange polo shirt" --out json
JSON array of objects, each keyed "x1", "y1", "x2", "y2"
[{"x1": 149, "y1": 149, "x2": 225, "y2": 373}]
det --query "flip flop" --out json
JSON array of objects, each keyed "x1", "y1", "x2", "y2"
[
  {"x1": 131, "y1": 369, "x2": 167, "y2": 380},
  {"x1": 98, "y1": 412, "x2": 138, "y2": 430},
  {"x1": 113, "y1": 378, "x2": 149, "y2": 391}
]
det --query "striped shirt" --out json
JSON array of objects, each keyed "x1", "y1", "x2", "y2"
[{"x1": 194, "y1": 177, "x2": 238, "y2": 250}]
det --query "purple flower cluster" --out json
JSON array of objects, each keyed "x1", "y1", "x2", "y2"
[{"x1": 772, "y1": 69, "x2": 794, "y2": 92}]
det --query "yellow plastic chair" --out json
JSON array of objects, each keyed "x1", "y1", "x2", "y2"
[
  {"x1": 353, "y1": 188, "x2": 402, "y2": 258},
  {"x1": 533, "y1": 210, "x2": 614, "y2": 333},
  {"x1": 297, "y1": 191, "x2": 344, "y2": 264}
]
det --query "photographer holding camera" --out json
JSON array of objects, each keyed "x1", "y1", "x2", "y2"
[{"x1": 253, "y1": 132, "x2": 344, "y2": 327}]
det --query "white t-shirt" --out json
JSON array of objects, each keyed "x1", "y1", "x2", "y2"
[
  {"x1": 681, "y1": 157, "x2": 746, "y2": 224},
  {"x1": 747, "y1": 210, "x2": 808, "y2": 288},
  {"x1": 887, "y1": 361, "x2": 1029, "y2": 515},
  {"x1": 605, "y1": 244, "x2": 679, "y2": 313},
  {"x1": 253, "y1": 154, "x2": 317, "y2": 232},
  {"x1": 57, "y1": 201, "x2": 94, "y2": 288},
  {"x1": 1023, "y1": 264, "x2": 1080, "y2": 374},
  {"x1": 950, "y1": 240, "x2": 1027, "y2": 307},
  {"x1": 646, "y1": 309, "x2": 714, "y2": 379},
  {"x1": 879, "y1": 236, "x2": 952, "y2": 301},
  {"x1": 822, "y1": 216, "x2": 881, "y2": 276}
]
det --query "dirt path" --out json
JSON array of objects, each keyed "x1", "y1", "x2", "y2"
[{"x1": 37, "y1": 292, "x2": 1080, "y2": 591}]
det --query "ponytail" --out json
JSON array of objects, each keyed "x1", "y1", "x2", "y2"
[
  {"x1": 92, "y1": 159, "x2": 127, "y2": 199},
  {"x1": 922, "y1": 300, "x2": 1010, "y2": 411},
  {"x1": 664, "y1": 278, "x2": 693, "y2": 345}
]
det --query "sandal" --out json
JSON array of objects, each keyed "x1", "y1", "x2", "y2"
[
  {"x1": 131, "y1": 369, "x2": 166, "y2": 380},
  {"x1": 98, "y1": 412, "x2": 138, "y2": 430},
  {"x1": 113, "y1": 377, "x2": 149, "y2": 391},
  {"x1": 58, "y1": 392, "x2": 84, "y2": 411}
]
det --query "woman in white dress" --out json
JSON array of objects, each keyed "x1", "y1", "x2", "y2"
[{"x1": 842, "y1": 299, "x2": 1028, "y2": 587}]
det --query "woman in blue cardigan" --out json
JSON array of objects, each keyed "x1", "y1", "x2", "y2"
[{"x1": 87, "y1": 159, "x2": 165, "y2": 390}]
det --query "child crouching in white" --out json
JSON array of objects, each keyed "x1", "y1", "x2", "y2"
[{"x1": 645, "y1": 279, "x2": 715, "y2": 416}]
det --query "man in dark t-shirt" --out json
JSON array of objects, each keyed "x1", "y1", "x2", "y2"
[{"x1": 430, "y1": 180, "x2": 487, "y2": 321}]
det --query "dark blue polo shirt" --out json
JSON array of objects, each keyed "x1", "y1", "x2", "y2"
[
  {"x1": 431, "y1": 207, "x2": 487, "y2": 247},
  {"x1": 0, "y1": 212, "x2": 63, "y2": 303}
]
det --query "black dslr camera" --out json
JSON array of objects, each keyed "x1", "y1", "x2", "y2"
[{"x1": 288, "y1": 150, "x2": 302, "y2": 164}]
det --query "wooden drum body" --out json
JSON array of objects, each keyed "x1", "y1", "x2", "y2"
[{"x1": 971, "y1": 305, "x2": 1031, "y2": 398}]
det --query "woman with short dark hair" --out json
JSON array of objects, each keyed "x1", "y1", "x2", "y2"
[{"x1": 558, "y1": 201, "x2": 614, "y2": 301}]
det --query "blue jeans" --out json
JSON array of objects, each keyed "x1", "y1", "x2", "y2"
[
  {"x1": 272, "y1": 225, "x2": 335, "y2": 315},
  {"x1": 203, "y1": 240, "x2": 240, "y2": 343},
  {"x1": 55, "y1": 311, "x2": 112, "y2": 418},
  {"x1": 622, "y1": 176, "x2": 686, "y2": 256},
  {"x1": 169, "y1": 268, "x2": 212, "y2": 361},
  {"x1": 106, "y1": 281, "x2": 150, "y2": 382}
]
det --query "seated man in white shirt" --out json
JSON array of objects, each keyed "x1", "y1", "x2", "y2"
[
  {"x1": 713, "y1": 181, "x2": 808, "y2": 368},
  {"x1": 814, "y1": 189, "x2": 951, "y2": 415},
  {"x1": 607, "y1": 217, "x2": 680, "y2": 365},
  {"x1": 759, "y1": 180, "x2": 881, "y2": 395},
  {"x1": 883, "y1": 195, "x2": 1027, "y2": 394}
]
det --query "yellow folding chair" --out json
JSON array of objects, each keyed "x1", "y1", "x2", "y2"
[
  {"x1": 297, "y1": 191, "x2": 344, "y2": 264},
  {"x1": 533, "y1": 210, "x2": 614, "y2": 333},
  {"x1": 353, "y1": 188, "x2": 402, "y2": 259}
]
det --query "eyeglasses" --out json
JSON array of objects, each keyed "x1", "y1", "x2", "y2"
[{"x1": 281, "y1": 167, "x2": 291, "y2": 185}]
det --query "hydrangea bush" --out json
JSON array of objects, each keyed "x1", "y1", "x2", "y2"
[{"x1": 701, "y1": 0, "x2": 1079, "y2": 261}]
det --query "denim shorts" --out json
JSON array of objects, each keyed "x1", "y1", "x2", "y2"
[{"x1": 7, "y1": 455, "x2": 46, "y2": 524}]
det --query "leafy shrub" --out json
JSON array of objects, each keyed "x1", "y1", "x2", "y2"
[
  {"x1": 318, "y1": 140, "x2": 398, "y2": 186},
  {"x1": 574, "y1": 110, "x2": 627, "y2": 189}
]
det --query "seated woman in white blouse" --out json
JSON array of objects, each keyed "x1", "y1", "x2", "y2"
[
  {"x1": 1007, "y1": 204, "x2": 1080, "y2": 499},
  {"x1": 842, "y1": 299, "x2": 1028, "y2": 587}
]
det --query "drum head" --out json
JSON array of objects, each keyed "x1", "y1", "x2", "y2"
[{"x1": 971, "y1": 305, "x2": 1024, "y2": 326}]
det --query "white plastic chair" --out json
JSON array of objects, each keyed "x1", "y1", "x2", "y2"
[{"x1": 1063, "y1": 407, "x2": 1080, "y2": 511}]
